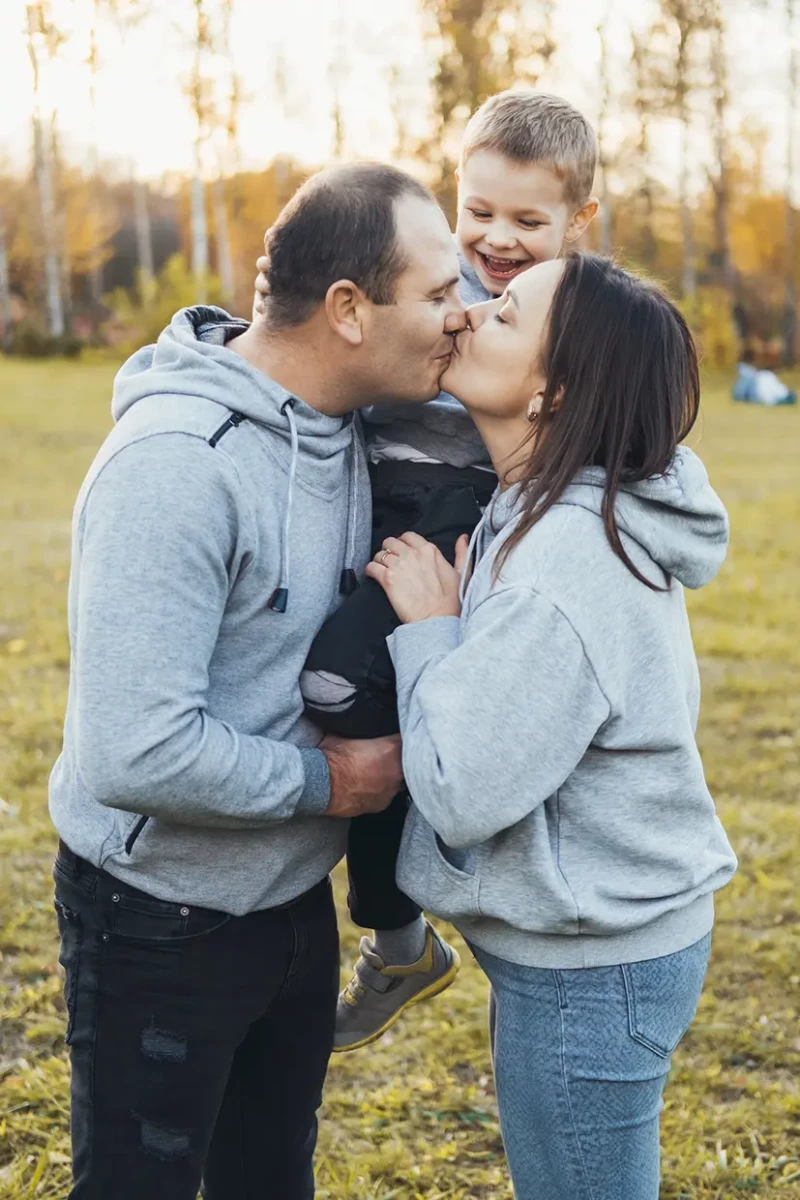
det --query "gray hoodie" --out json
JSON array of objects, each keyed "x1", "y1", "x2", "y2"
[
  {"x1": 49, "y1": 307, "x2": 370, "y2": 914},
  {"x1": 390, "y1": 447, "x2": 737, "y2": 968}
]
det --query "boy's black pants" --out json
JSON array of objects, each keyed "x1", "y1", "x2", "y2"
[
  {"x1": 303, "y1": 461, "x2": 496, "y2": 930},
  {"x1": 54, "y1": 841, "x2": 338, "y2": 1200}
]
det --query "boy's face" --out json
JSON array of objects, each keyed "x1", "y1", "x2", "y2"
[{"x1": 456, "y1": 150, "x2": 598, "y2": 296}]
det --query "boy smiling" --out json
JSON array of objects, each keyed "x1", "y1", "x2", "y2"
[{"x1": 256, "y1": 90, "x2": 600, "y2": 1052}]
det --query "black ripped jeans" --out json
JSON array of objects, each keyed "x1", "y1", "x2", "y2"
[{"x1": 53, "y1": 841, "x2": 338, "y2": 1200}]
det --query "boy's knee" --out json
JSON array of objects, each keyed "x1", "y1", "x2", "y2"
[{"x1": 300, "y1": 669, "x2": 358, "y2": 715}]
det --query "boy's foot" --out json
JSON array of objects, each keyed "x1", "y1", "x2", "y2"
[{"x1": 333, "y1": 921, "x2": 460, "y2": 1053}]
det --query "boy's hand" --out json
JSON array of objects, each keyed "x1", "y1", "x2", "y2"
[
  {"x1": 254, "y1": 255, "x2": 270, "y2": 315},
  {"x1": 365, "y1": 532, "x2": 469, "y2": 624},
  {"x1": 321, "y1": 734, "x2": 403, "y2": 818}
]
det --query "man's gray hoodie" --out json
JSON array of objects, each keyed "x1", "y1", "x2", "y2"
[
  {"x1": 389, "y1": 447, "x2": 737, "y2": 968},
  {"x1": 49, "y1": 307, "x2": 370, "y2": 914}
]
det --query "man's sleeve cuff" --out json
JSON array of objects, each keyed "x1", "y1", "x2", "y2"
[{"x1": 294, "y1": 747, "x2": 331, "y2": 817}]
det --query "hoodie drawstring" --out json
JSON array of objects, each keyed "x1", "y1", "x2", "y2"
[
  {"x1": 339, "y1": 425, "x2": 360, "y2": 597},
  {"x1": 268, "y1": 402, "x2": 360, "y2": 614},
  {"x1": 459, "y1": 509, "x2": 488, "y2": 605},
  {"x1": 268, "y1": 399, "x2": 299, "y2": 613}
]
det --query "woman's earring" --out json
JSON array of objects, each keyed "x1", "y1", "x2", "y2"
[{"x1": 527, "y1": 390, "x2": 545, "y2": 424}]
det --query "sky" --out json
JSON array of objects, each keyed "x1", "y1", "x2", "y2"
[{"x1": 0, "y1": 0, "x2": 796, "y2": 199}]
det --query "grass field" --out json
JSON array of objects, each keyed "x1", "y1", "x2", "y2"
[{"x1": 0, "y1": 357, "x2": 799, "y2": 1198}]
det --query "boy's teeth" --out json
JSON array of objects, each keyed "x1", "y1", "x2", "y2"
[{"x1": 485, "y1": 256, "x2": 519, "y2": 273}]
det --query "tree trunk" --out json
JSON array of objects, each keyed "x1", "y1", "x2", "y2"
[
  {"x1": 213, "y1": 175, "x2": 234, "y2": 304},
  {"x1": 132, "y1": 175, "x2": 155, "y2": 299},
  {"x1": 597, "y1": 14, "x2": 614, "y2": 255},
  {"x1": 33, "y1": 114, "x2": 64, "y2": 337},
  {"x1": 0, "y1": 212, "x2": 12, "y2": 353},
  {"x1": 710, "y1": 9, "x2": 734, "y2": 297},
  {"x1": 680, "y1": 116, "x2": 695, "y2": 299},
  {"x1": 191, "y1": 172, "x2": 208, "y2": 301},
  {"x1": 785, "y1": 0, "x2": 798, "y2": 366},
  {"x1": 88, "y1": 16, "x2": 103, "y2": 307},
  {"x1": 676, "y1": 21, "x2": 695, "y2": 301}
]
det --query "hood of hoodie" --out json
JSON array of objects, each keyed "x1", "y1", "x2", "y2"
[
  {"x1": 481, "y1": 446, "x2": 728, "y2": 590},
  {"x1": 112, "y1": 305, "x2": 355, "y2": 470},
  {"x1": 112, "y1": 305, "x2": 363, "y2": 608}
]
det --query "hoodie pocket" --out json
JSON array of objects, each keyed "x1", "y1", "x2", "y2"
[
  {"x1": 123, "y1": 813, "x2": 149, "y2": 857},
  {"x1": 397, "y1": 809, "x2": 480, "y2": 924}
]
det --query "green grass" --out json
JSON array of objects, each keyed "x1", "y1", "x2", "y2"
[{"x1": 1, "y1": 358, "x2": 799, "y2": 1198}]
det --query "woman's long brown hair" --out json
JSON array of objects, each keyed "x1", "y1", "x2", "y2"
[{"x1": 496, "y1": 253, "x2": 701, "y2": 588}]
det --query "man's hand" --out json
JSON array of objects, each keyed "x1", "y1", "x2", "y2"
[
  {"x1": 365, "y1": 531, "x2": 469, "y2": 624},
  {"x1": 254, "y1": 255, "x2": 270, "y2": 315},
  {"x1": 321, "y1": 733, "x2": 404, "y2": 818}
]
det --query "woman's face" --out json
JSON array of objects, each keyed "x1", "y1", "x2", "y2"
[{"x1": 441, "y1": 258, "x2": 564, "y2": 421}]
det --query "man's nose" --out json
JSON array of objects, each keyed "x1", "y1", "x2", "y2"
[{"x1": 444, "y1": 298, "x2": 468, "y2": 335}]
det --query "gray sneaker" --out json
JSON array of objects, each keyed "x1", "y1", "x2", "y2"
[{"x1": 333, "y1": 921, "x2": 460, "y2": 1053}]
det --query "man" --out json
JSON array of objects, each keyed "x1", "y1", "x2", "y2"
[{"x1": 49, "y1": 162, "x2": 466, "y2": 1200}]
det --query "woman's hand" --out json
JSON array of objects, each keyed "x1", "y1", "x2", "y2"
[
  {"x1": 254, "y1": 255, "x2": 270, "y2": 315},
  {"x1": 365, "y1": 531, "x2": 470, "y2": 624}
]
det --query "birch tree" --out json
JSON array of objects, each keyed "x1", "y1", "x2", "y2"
[
  {"x1": 0, "y1": 210, "x2": 12, "y2": 353},
  {"x1": 420, "y1": 0, "x2": 557, "y2": 218},
  {"x1": 630, "y1": 26, "x2": 660, "y2": 270},
  {"x1": 187, "y1": 0, "x2": 214, "y2": 300},
  {"x1": 26, "y1": 2, "x2": 65, "y2": 336},
  {"x1": 708, "y1": 0, "x2": 734, "y2": 298},
  {"x1": 784, "y1": 0, "x2": 798, "y2": 365},
  {"x1": 596, "y1": 4, "x2": 615, "y2": 255},
  {"x1": 658, "y1": 0, "x2": 715, "y2": 298}
]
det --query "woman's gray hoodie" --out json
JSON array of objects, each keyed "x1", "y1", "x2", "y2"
[
  {"x1": 49, "y1": 307, "x2": 370, "y2": 915},
  {"x1": 390, "y1": 447, "x2": 737, "y2": 968}
]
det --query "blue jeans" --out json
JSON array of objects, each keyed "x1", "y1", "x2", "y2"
[{"x1": 473, "y1": 934, "x2": 711, "y2": 1200}]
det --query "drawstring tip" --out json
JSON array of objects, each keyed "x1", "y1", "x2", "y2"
[
  {"x1": 268, "y1": 587, "x2": 289, "y2": 613},
  {"x1": 339, "y1": 568, "x2": 359, "y2": 596}
]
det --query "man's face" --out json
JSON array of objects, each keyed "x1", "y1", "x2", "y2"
[{"x1": 365, "y1": 195, "x2": 466, "y2": 404}]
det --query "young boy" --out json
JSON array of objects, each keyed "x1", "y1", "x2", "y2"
[{"x1": 255, "y1": 90, "x2": 599, "y2": 1051}]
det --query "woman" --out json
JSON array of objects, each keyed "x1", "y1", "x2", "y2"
[{"x1": 366, "y1": 254, "x2": 737, "y2": 1200}]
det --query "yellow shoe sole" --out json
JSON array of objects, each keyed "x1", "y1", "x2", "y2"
[{"x1": 331, "y1": 948, "x2": 461, "y2": 1054}]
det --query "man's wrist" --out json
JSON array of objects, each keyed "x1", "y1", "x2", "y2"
[{"x1": 294, "y1": 747, "x2": 332, "y2": 817}]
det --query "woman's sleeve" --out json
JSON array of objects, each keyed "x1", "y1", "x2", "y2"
[{"x1": 387, "y1": 588, "x2": 610, "y2": 850}]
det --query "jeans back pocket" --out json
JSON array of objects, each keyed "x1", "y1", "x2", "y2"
[
  {"x1": 622, "y1": 933, "x2": 711, "y2": 1058},
  {"x1": 54, "y1": 898, "x2": 82, "y2": 1044}
]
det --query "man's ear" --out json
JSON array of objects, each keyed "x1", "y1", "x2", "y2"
[
  {"x1": 324, "y1": 280, "x2": 367, "y2": 347},
  {"x1": 564, "y1": 197, "x2": 599, "y2": 245}
]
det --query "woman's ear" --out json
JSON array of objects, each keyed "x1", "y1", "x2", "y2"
[
  {"x1": 527, "y1": 385, "x2": 564, "y2": 422},
  {"x1": 324, "y1": 280, "x2": 365, "y2": 346}
]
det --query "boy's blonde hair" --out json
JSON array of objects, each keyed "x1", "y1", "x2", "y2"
[{"x1": 460, "y1": 90, "x2": 598, "y2": 208}]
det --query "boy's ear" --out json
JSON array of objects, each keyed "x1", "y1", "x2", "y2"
[{"x1": 564, "y1": 197, "x2": 600, "y2": 244}]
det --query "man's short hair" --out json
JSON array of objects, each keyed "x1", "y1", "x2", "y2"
[
  {"x1": 264, "y1": 162, "x2": 436, "y2": 328},
  {"x1": 460, "y1": 90, "x2": 598, "y2": 208}
]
